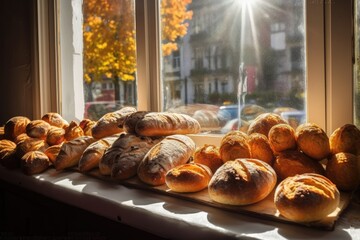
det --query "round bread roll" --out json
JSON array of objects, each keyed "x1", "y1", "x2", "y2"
[
  {"x1": 208, "y1": 158, "x2": 277, "y2": 205},
  {"x1": 64, "y1": 121, "x2": 84, "y2": 141},
  {"x1": 326, "y1": 152, "x2": 360, "y2": 191},
  {"x1": 44, "y1": 144, "x2": 62, "y2": 164},
  {"x1": 4, "y1": 116, "x2": 31, "y2": 141},
  {"x1": 193, "y1": 144, "x2": 223, "y2": 173},
  {"x1": 46, "y1": 126, "x2": 65, "y2": 146},
  {"x1": 274, "y1": 173, "x2": 340, "y2": 222},
  {"x1": 20, "y1": 151, "x2": 51, "y2": 175},
  {"x1": 295, "y1": 123, "x2": 330, "y2": 160},
  {"x1": 329, "y1": 124, "x2": 360, "y2": 156},
  {"x1": 26, "y1": 120, "x2": 51, "y2": 140},
  {"x1": 0, "y1": 139, "x2": 17, "y2": 168},
  {"x1": 248, "y1": 133, "x2": 274, "y2": 166},
  {"x1": 219, "y1": 130, "x2": 251, "y2": 162},
  {"x1": 273, "y1": 150, "x2": 325, "y2": 181},
  {"x1": 165, "y1": 163, "x2": 212, "y2": 193},
  {"x1": 41, "y1": 112, "x2": 69, "y2": 129},
  {"x1": 16, "y1": 138, "x2": 48, "y2": 160},
  {"x1": 247, "y1": 113, "x2": 287, "y2": 137},
  {"x1": 268, "y1": 123, "x2": 297, "y2": 153}
]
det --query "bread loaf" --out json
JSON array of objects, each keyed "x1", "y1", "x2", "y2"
[
  {"x1": 165, "y1": 163, "x2": 212, "y2": 193},
  {"x1": 26, "y1": 120, "x2": 51, "y2": 140},
  {"x1": 46, "y1": 126, "x2": 65, "y2": 146},
  {"x1": 4, "y1": 116, "x2": 31, "y2": 141},
  {"x1": 193, "y1": 144, "x2": 223, "y2": 173},
  {"x1": 44, "y1": 144, "x2": 62, "y2": 164},
  {"x1": 16, "y1": 138, "x2": 48, "y2": 159},
  {"x1": 137, "y1": 134, "x2": 196, "y2": 186},
  {"x1": 79, "y1": 119, "x2": 96, "y2": 136},
  {"x1": 122, "y1": 111, "x2": 150, "y2": 134},
  {"x1": 248, "y1": 133, "x2": 274, "y2": 166},
  {"x1": 208, "y1": 158, "x2": 277, "y2": 205},
  {"x1": 54, "y1": 136, "x2": 96, "y2": 170},
  {"x1": 20, "y1": 151, "x2": 51, "y2": 175},
  {"x1": 268, "y1": 123, "x2": 297, "y2": 153},
  {"x1": 329, "y1": 124, "x2": 360, "y2": 155},
  {"x1": 274, "y1": 173, "x2": 340, "y2": 222},
  {"x1": 41, "y1": 112, "x2": 69, "y2": 129},
  {"x1": 219, "y1": 130, "x2": 251, "y2": 162},
  {"x1": 91, "y1": 107, "x2": 136, "y2": 139},
  {"x1": 134, "y1": 112, "x2": 201, "y2": 137},
  {"x1": 247, "y1": 113, "x2": 287, "y2": 137},
  {"x1": 64, "y1": 121, "x2": 84, "y2": 141},
  {"x1": 0, "y1": 139, "x2": 17, "y2": 168}
]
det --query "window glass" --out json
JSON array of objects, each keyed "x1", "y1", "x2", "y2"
[
  {"x1": 355, "y1": 0, "x2": 360, "y2": 127},
  {"x1": 82, "y1": 0, "x2": 137, "y2": 120},
  {"x1": 160, "y1": 0, "x2": 306, "y2": 133}
]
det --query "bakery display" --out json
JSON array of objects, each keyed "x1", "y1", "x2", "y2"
[
  {"x1": 208, "y1": 158, "x2": 277, "y2": 205},
  {"x1": 248, "y1": 133, "x2": 274, "y2": 166},
  {"x1": 20, "y1": 150, "x2": 51, "y2": 175},
  {"x1": 274, "y1": 173, "x2": 340, "y2": 222},
  {"x1": 329, "y1": 124, "x2": 360, "y2": 155},
  {"x1": 193, "y1": 144, "x2": 223, "y2": 173},
  {"x1": 219, "y1": 130, "x2": 251, "y2": 162},
  {"x1": 165, "y1": 163, "x2": 212, "y2": 193},
  {"x1": 325, "y1": 152, "x2": 360, "y2": 191},
  {"x1": 268, "y1": 123, "x2": 297, "y2": 153},
  {"x1": 295, "y1": 123, "x2": 330, "y2": 160}
]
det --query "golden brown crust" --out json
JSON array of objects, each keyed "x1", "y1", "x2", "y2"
[
  {"x1": 123, "y1": 111, "x2": 150, "y2": 134},
  {"x1": 208, "y1": 158, "x2": 277, "y2": 205},
  {"x1": 79, "y1": 119, "x2": 96, "y2": 136},
  {"x1": 0, "y1": 139, "x2": 17, "y2": 168},
  {"x1": 20, "y1": 151, "x2": 51, "y2": 175},
  {"x1": 193, "y1": 144, "x2": 223, "y2": 173},
  {"x1": 247, "y1": 113, "x2": 287, "y2": 137},
  {"x1": 26, "y1": 120, "x2": 51, "y2": 140},
  {"x1": 4, "y1": 116, "x2": 31, "y2": 141},
  {"x1": 273, "y1": 150, "x2": 325, "y2": 181},
  {"x1": 64, "y1": 121, "x2": 84, "y2": 141},
  {"x1": 295, "y1": 123, "x2": 330, "y2": 160},
  {"x1": 46, "y1": 126, "x2": 65, "y2": 146},
  {"x1": 274, "y1": 173, "x2": 340, "y2": 222},
  {"x1": 248, "y1": 133, "x2": 274, "y2": 166},
  {"x1": 41, "y1": 112, "x2": 69, "y2": 129},
  {"x1": 44, "y1": 144, "x2": 62, "y2": 164},
  {"x1": 15, "y1": 138, "x2": 48, "y2": 160},
  {"x1": 0, "y1": 126, "x2": 4, "y2": 140},
  {"x1": 134, "y1": 112, "x2": 201, "y2": 137},
  {"x1": 137, "y1": 135, "x2": 196, "y2": 186},
  {"x1": 325, "y1": 152, "x2": 360, "y2": 191},
  {"x1": 165, "y1": 163, "x2": 212, "y2": 192},
  {"x1": 219, "y1": 130, "x2": 251, "y2": 162},
  {"x1": 14, "y1": 133, "x2": 30, "y2": 144},
  {"x1": 329, "y1": 124, "x2": 360, "y2": 155},
  {"x1": 91, "y1": 107, "x2": 136, "y2": 139},
  {"x1": 268, "y1": 124, "x2": 297, "y2": 153}
]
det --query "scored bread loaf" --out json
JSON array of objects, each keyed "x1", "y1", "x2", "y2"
[
  {"x1": 41, "y1": 112, "x2": 69, "y2": 129},
  {"x1": 26, "y1": 120, "x2": 51, "y2": 140},
  {"x1": 20, "y1": 151, "x2": 51, "y2": 175},
  {"x1": 193, "y1": 144, "x2": 223, "y2": 174},
  {"x1": 46, "y1": 126, "x2": 65, "y2": 146},
  {"x1": 0, "y1": 139, "x2": 17, "y2": 168},
  {"x1": 134, "y1": 112, "x2": 201, "y2": 137},
  {"x1": 122, "y1": 111, "x2": 150, "y2": 134},
  {"x1": 4, "y1": 116, "x2": 31, "y2": 141},
  {"x1": 137, "y1": 134, "x2": 196, "y2": 186}
]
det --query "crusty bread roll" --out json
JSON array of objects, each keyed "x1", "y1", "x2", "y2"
[
  {"x1": 14, "y1": 133, "x2": 30, "y2": 144},
  {"x1": 26, "y1": 120, "x2": 51, "y2": 140},
  {"x1": 4, "y1": 116, "x2": 31, "y2": 141},
  {"x1": 273, "y1": 150, "x2": 325, "y2": 181},
  {"x1": 44, "y1": 144, "x2": 62, "y2": 164},
  {"x1": 20, "y1": 151, "x2": 51, "y2": 175},
  {"x1": 91, "y1": 107, "x2": 136, "y2": 139},
  {"x1": 268, "y1": 123, "x2": 297, "y2": 153},
  {"x1": 122, "y1": 111, "x2": 150, "y2": 134},
  {"x1": 326, "y1": 152, "x2": 360, "y2": 191},
  {"x1": 329, "y1": 124, "x2": 360, "y2": 156},
  {"x1": 0, "y1": 139, "x2": 17, "y2": 168},
  {"x1": 64, "y1": 121, "x2": 84, "y2": 141},
  {"x1": 208, "y1": 158, "x2": 277, "y2": 205},
  {"x1": 274, "y1": 173, "x2": 340, "y2": 222},
  {"x1": 54, "y1": 136, "x2": 96, "y2": 171},
  {"x1": 248, "y1": 133, "x2": 274, "y2": 166},
  {"x1": 219, "y1": 130, "x2": 251, "y2": 162},
  {"x1": 134, "y1": 112, "x2": 201, "y2": 137},
  {"x1": 46, "y1": 126, "x2": 65, "y2": 146},
  {"x1": 247, "y1": 113, "x2": 287, "y2": 137},
  {"x1": 41, "y1": 112, "x2": 69, "y2": 129},
  {"x1": 79, "y1": 119, "x2": 96, "y2": 136},
  {"x1": 295, "y1": 123, "x2": 330, "y2": 160},
  {"x1": 193, "y1": 144, "x2": 223, "y2": 173},
  {"x1": 165, "y1": 163, "x2": 212, "y2": 193},
  {"x1": 137, "y1": 134, "x2": 196, "y2": 186},
  {"x1": 16, "y1": 138, "x2": 48, "y2": 160},
  {"x1": 78, "y1": 136, "x2": 118, "y2": 172}
]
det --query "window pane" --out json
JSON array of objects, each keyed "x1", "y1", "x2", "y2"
[
  {"x1": 160, "y1": 0, "x2": 306, "y2": 133},
  {"x1": 83, "y1": 0, "x2": 137, "y2": 120},
  {"x1": 355, "y1": 0, "x2": 360, "y2": 127}
]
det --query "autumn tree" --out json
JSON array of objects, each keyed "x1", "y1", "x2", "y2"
[{"x1": 83, "y1": 0, "x2": 192, "y2": 102}]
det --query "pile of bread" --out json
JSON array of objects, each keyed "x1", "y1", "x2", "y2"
[{"x1": 0, "y1": 108, "x2": 359, "y2": 224}]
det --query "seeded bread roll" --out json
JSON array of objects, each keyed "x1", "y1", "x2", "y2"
[
  {"x1": 92, "y1": 107, "x2": 137, "y2": 139},
  {"x1": 208, "y1": 158, "x2": 277, "y2": 205},
  {"x1": 274, "y1": 173, "x2": 340, "y2": 222},
  {"x1": 273, "y1": 150, "x2": 325, "y2": 181},
  {"x1": 20, "y1": 151, "x2": 51, "y2": 175},
  {"x1": 54, "y1": 136, "x2": 96, "y2": 171},
  {"x1": 0, "y1": 139, "x2": 17, "y2": 168},
  {"x1": 247, "y1": 113, "x2": 287, "y2": 137},
  {"x1": 46, "y1": 126, "x2": 65, "y2": 146},
  {"x1": 295, "y1": 123, "x2": 330, "y2": 160},
  {"x1": 248, "y1": 133, "x2": 274, "y2": 166},
  {"x1": 165, "y1": 163, "x2": 213, "y2": 193},
  {"x1": 122, "y1": 111, "x2": 150, "y2": 134},
  {"x1": 329, "y1": 124, "x2": 360, "y2": 155},
  {"x1": 219, "y1": 130, "x2": 251, "y2": 162},
  {"x1": 325, "y1": 152, "x2": 360, "y2": 191},
  {"x1": 42, "y1": 112, "x2": 69, "y2": 129},
  {"x1": 137, "y1": 134, "x2": 196, "y2": 186},
  {"x1": 268, "y1": 123, "x2": 297, "y2": 153},
  {"x1": 26, "y1": 120, "x2": 51, "y2": 140},
  {"x1": 134, "y1": 112, "x2": 201, "y2": 137},
  {"x1": 193, "y1": 144, "x2": 223, "y2": 173},
  {"x1": 4, "y1": 116, "x2": 31, "y2": 141}
]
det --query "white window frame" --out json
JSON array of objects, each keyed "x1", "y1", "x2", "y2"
[{"x1": 36, "y1": 0, "x2": 354, "y2": 140}]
